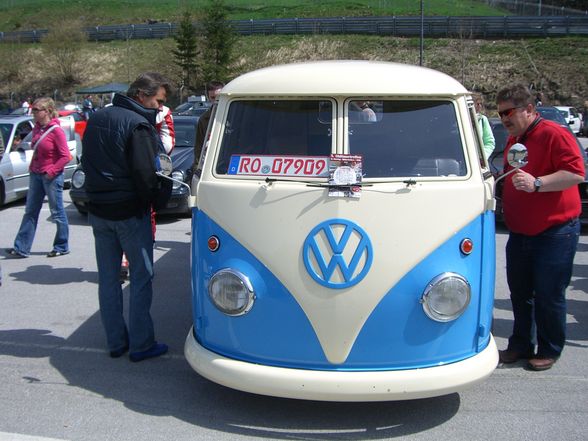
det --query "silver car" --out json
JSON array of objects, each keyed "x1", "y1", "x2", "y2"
[{"x1": 0, "y1": 114, "x2": 78, "y2": 206}]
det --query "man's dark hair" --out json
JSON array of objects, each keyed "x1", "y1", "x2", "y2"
[
  {"x1": 496, "y1": 84, "x2": 535, "y2": 108},
  {"x1": 127, "y1": 72, "x2": 173, "y2": 99},
  {"x1": 207, "y1": 80, "x2": 224, "y2": 91}
]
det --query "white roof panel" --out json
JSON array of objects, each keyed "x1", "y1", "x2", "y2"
[{"x1": 222, "y1": 60, "x2": 468, "y2": 97}]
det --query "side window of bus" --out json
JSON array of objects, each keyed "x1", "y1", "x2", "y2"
[
  {"x1": 216, "y1": 100, "x2": 333, "y2": 174},
  {"x1": 348, "y1": 100, "x2": 466, "y2": 178}
]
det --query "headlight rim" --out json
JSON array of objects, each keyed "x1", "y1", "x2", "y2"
[
  {"x1": 421, "y1": 272, "x2": 471, "y2": 323},
  {"x1": 71, "y1": 169, "x2": 85, "y2": 189},
  {"x1": 208, "y1": 268, "x2": 255, "y2": 316}
]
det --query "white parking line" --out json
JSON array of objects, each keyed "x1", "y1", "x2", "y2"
[{"x1": 0, "y1": 432, "x2": 69, "y2": 441}]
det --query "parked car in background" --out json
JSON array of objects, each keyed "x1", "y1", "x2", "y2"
[
  {"x1": 58, "y1": 109, "x2": 87, "y2": 140},
  {"x1": 0, "y1": 114, "x2": 78, "y2": 206},
  {"x1": 172, "y1": 98, "x2": 211, "y2": 117},
  {"x1": 554, "y1": 105, "x2": 582, "y2": 135},
  {"x1": 156, "y1": 115, "x2": 197, "y2": 216},
  {"x1": 70, "y1": 115, "x2": 197, "y2": 217},
  {"x1": 489, "y1": 109, "x2": 588, "y2": 224}
]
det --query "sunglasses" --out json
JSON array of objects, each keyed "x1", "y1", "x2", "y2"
[
  {"x1": 498, "y1": 106, "x2": 523, "y2": 119},
  {"x1": 31, "y1": 108, "x2": 45, "y2": 112}
]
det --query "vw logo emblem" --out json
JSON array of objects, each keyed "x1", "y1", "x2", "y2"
[{"x1": 303, "y1": 219, "x2": 373, "y2": 289}]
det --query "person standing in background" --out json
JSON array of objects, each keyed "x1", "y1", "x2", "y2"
[
  {"x1": 6, "y1": 98, "x2": 70, "y2": 259},
  {"x1": 474, "y1": 93, "x2": 495, "y2": 159},
  {"x1": 82, "y1": 95, "x2": 94, "y2": 120},
  {"x1": 193, "y1": 80, "x2": 224, "y2": 171}
]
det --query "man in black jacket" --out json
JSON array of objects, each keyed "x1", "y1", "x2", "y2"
[{"x1": 82, "y1": 72, "x2": 172, "y2": 362}]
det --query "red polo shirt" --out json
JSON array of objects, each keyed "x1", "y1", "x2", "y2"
[{"x1": 502, "y1": 118, "x2": 584, "y2": 235}]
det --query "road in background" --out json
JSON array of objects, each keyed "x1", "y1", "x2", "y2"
[{"x1": 0, "y1": 192, "x2": 586, "y2": 441}]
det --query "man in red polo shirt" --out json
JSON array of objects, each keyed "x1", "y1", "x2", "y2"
[{"x1": 496, "y1": 84, "x2": 585, "y2": 371}]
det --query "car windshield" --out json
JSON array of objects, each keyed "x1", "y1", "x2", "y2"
[
  {"x1": 538, "y1": 107, "x2": 567, "y2": 125},
  {"x1": 0, "y1": 123, "x2": 13, "y2": 147},
  {"x1": 173, "y1": 119, "x2": 196, "y2": 148},
  {"x1": 215, "y1": 99, "x2": 466, "y2": 178}
]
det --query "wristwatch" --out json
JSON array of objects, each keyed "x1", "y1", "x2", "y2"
[{"x1": 534, "y1": 177, "x2": 543, "y2": 192}]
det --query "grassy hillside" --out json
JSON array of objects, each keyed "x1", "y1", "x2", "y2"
[{"x1": 0, "y1": 0, "x2": 586, "y2": 111}]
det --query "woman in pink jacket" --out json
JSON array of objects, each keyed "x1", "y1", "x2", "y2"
[{"x1": 6, "y1": 97, "x2": 70, "y2": 258}]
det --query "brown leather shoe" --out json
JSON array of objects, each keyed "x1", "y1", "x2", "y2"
[
  {"x1": 527, "y1": 357, "x2": 557, "y2": 371},
  {"x1": 498, "y1": 349, "x2": 533, "y2": 364}
]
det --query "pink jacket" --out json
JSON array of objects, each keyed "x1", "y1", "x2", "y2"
[{"x1": 29, "y1": 118, "x2": 70, "y2": 178}]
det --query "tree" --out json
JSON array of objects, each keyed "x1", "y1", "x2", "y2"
[
  {"x1": 172, "y1": 10, "x2": 199, "y2": 92},
  {"x1": 201, "y1": 0, "x2": 235, "y2": 83}
]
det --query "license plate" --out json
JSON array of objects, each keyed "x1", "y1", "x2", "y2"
[{"x1": 228, "y1": 155, "x2": 330, "y2": 177}]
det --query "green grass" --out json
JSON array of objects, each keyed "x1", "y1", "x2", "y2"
[{"x1": 0, "y1": 0, "x2": 508, "y2": 31}]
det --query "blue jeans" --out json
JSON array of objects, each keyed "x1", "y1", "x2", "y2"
[
  {"x1": 13, "y1": 172, "x2": 69, "y2": 256},
  {"x1": 505, "y1": 218, "x2": 580, "y2": 358},
  {"x1": 88, "y1": 212, "x2": 156, "y2": 353}
]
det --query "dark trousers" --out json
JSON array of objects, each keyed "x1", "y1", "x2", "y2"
[{"x1": 505, "y1": 219, "x2": 580, "y2": 358}]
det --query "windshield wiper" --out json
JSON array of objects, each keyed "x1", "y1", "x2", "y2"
[{"x1": 264, "y1": 177, "x2": 418, "y2": 187}]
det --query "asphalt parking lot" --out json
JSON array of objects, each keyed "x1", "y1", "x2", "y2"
[{"x1": 0, "y1": 190, "x2": 587, "y2": 441}]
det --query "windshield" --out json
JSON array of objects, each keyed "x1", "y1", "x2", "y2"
[
  {"x1": 0, "y1": 123, "x2": 13, "y2": 148},
  {"x1": 537, "y1": 107, "x2": 567, "y2": 125},
  {"x1": 173, "y1": 119, "x2": 196, "y2": 148},
  {"x1": 216, "y1": 100, "x2": 333, "y2": 174},
  {"x1": 214, "y1": 99, "x2": 466, "y2": 179},
  {"x1": 348, "y1": 100, "x2": 466, "y2": 178}
]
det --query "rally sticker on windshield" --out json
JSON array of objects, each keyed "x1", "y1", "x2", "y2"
[{"x1": 228, "y1": 155, "x2": 330, "y2": 177}]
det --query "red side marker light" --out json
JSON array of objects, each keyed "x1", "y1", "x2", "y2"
[
  {"x1": 460, "y1": 238, "x2": 473, "y2": 255},
  {"x1": 208, "y1": 236, "x2": 220, "y2": 252}
]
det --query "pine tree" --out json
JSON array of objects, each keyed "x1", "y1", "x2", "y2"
[
  {"x1": 172, "y1": 10, "x2": 199, "y2": 92},
  {"x1": 201, "y1": 0, "x2": 235, "y2": 83}
]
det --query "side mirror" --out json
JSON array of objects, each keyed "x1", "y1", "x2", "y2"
[
  {"x1": 495, "y1": 143, "x2": 528, "y2": 185},
  {"x1": 506, "y1": 143, "x2": 528, "y2": 168}
]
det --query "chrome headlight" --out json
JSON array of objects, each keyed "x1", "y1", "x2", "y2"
[
  {"x1": 171, "y1": 170, "x2": 184, "y2": 190},
  {"x1": 208, "y1": 269, "x2": 255, "y2": 316},
  {"x1": 71, "y1": 169, "x2": 85, "y2": 189},
  {"x1": 421, "y1": 272, "x2": 470, "y2": 322}
]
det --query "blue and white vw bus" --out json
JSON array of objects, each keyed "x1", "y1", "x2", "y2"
[{"x1": 184, "y1": 60, "x2": 498, "y2": 401}]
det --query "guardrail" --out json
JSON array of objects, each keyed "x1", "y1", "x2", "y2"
[{"x1": 1, "y1": 15, "x2": 587, "y2": 43}]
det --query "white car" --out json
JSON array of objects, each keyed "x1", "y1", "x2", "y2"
[
  {"x1": 555, "y1": 106, "x2": 582, "y2": 135},
  {"x1": 0, "y1": 114, "x2": 78, "y2": 206}
]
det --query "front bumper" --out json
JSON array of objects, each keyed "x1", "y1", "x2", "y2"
[
  {"x1": 157, "y1": 191, "x2": 190, "y2": 215},
  {"x1": 184, "y1": 329, "x2": 498, "y2": 402},
  {"x1": 69, "y1": 187, "x2": 89, "y2": 213}
]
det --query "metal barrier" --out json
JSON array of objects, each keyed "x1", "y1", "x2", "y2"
[{"x1": 1, "y1": 15, "x2": 588, "y2": 43}]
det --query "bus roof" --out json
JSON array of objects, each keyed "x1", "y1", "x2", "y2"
[{"x1": 222, "y1": 60, "x2": 468, "y2": 97}]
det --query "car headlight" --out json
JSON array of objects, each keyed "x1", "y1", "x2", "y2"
[
  {"x1": 171, "y1": 170, "x2": 184, "y2": 190},
  {"x1": 208, "y1": 269, "x2": 255, "y2": 316},
  {"x1": 420, "y1": 272, "x2": 470, "y2": 322},
  {"x1": 72, "y1": 169, "x2": 85, "y2": 189}
]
